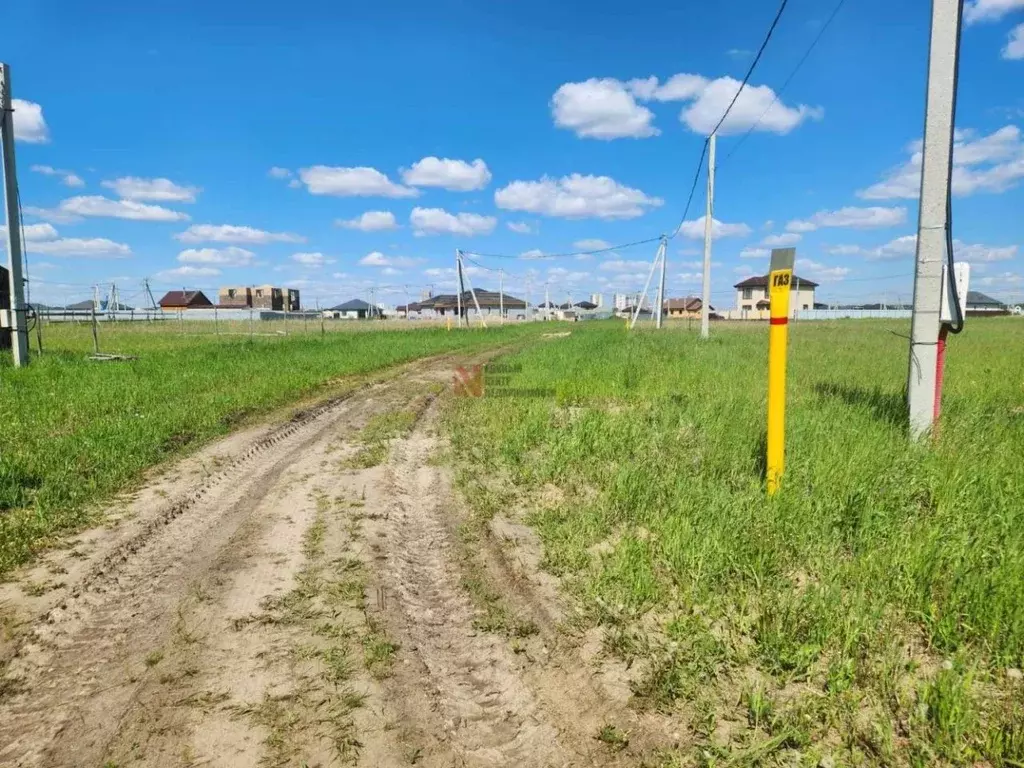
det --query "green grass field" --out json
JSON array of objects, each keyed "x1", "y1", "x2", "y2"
[
  {"x1": 443, "y1": 318, "x2": 1024, "y2": 767},
  {"x1": 0, "y1": 320, "x2": 537, "y2": 574}
]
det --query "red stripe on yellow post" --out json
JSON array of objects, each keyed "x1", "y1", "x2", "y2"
[{"x1": 766, "y1": 249, "x2": 795, "y2": 496}]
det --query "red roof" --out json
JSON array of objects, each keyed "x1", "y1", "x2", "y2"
[{"x1": 158, "y1": 290, "x2": 213, "y2": 308}]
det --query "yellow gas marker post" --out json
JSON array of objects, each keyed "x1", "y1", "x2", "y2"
[{"x1": 766, "y1": 247, "x2": 795, "y2": 496}]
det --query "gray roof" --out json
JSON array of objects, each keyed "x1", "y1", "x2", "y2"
[
  {"x1": 330, "y1": 299, "x2": 372, "y2": 311},
  {"x1": 965, "y1": 291, "x2": 1004, "y2": 307}
]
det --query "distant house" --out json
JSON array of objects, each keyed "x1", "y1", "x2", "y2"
[
  {"x1": 664, "y1": 297, "x2": 711, "y2": 318},
  {"x1": 219, "y1": 285, "x2": 300, "y2": 311},
  {"x1": 421, "y1": 290, "x2": 528, "y2": 318},
  {"x1": 325, "y1": 299, "x2": 381, "y2": 320},
  {"x1": 734, "y1": 275, "x2": 818, "y2": 318},
  {"x1": 965, "y1": 291, "x2": 1008, "y2": 316},
  {"x1": 158, "y1": 290, "x2": 213, "y2": 310}
]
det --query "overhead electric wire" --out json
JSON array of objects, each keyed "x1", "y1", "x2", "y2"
[
  {"x1": 944, "y1": 0, "x2": 966, "y2": 334},
  {"x1": 460, "y1": 235, "x2": 662, "y2": 261},
  {"x1": 720, "y1": 0, "x2": 848, "y2": 167},
  {"x1": 667, "y1": 0, "x2": 792, "y2": 238}
]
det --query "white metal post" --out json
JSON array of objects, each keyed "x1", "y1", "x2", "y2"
[
  {"x1": 908, "y1": 0, "x2": 960, "y2": 439},
  {"x1": 526, "y1": 276, "x2": 532, "y2": 322},
  {"x1": 544, "y1": 283, "x2": 550, "y2": 321},
  {"x1": 700, "y1": 133, "x2": 717, "y2": 339},
  {"x1": 0, "y1": 63, "x2": 28, "y2": 366},
  {"x1": 499, "y1": 269, "x2": 504, "y2": 325},
  {"x1": 655, "y1": 235, "x2": 667, "y2": 329}
]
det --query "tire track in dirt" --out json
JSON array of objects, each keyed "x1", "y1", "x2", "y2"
[{"x1": 0, "y1": 345, "x2": 670, "y2": 767}]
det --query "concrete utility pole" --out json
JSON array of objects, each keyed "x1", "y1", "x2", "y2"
[
  {"x1": 544, "y1": 282, "x2": 550, "y2": 321},
  {"x1": 655, "y1": 234, "x2": 668, "y2": 329},
  {"x1": 1, "y1": 63, "x2": 29, "y2": 366},
  {"x1": 456, "y1": 249, "x2": 466, "y2": 327},
  {"x1": 700, "y1": 132, "x2": 717, "y2": 340},
  {"x1": 907, "y1": 0, "x2": 961, "y2": 439}
]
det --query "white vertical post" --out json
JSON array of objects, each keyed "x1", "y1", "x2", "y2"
[
  {"x1": 907, "y1": 0, "x2": 961, "y2": 439},
  {"x1": 631, "y1": 240, "x2": 663, "y2": 330},
  {"x1": 0, "y1": 63, "x2": 29, "y2": 366},
  {"x1": 700, "y1": 133, "x2": 717, "y2": 339},
  {"x1": 544, "y1": 282, "x2": 550, "y2": 321},
  {"x1": 499, "y1": 269, "x2": 504, "y2": 325},
  {"x1": 655, "y1": 234, "x2": 667, "y2": 329},
  {"x1": 526, "y1": 276, "x2": 532, "y2": 322}
]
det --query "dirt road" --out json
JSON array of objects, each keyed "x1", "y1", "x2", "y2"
[{"x1": 0, "y1": 352, "x2": 669, "y2": 767}]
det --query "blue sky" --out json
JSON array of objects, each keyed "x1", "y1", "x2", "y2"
[{"x1": 4, "y1": 0, "x2": 1024, "y2": 309}]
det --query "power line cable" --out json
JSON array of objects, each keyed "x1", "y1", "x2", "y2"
[
  {"x1": 667, "y1": 0, "x2": 792, "y2": 238},
  {"x1": 720, "y1": 0, "x2": 848, "y2": 167},
  {"x1": 461, "y1": 236, "x2": 662, "y2": 261}
]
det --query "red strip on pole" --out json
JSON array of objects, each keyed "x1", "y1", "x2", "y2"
[{"x1": 934, "y1": 325, "x2": 949, "y2": 427}]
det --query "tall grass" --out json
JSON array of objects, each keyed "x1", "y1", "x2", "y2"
[
  {"x1": 0, "y1": 321, "x2": 537, "y2": 574},
  {"x1": 444, "y1": 318, "x2": 1024, "y2": 766}
]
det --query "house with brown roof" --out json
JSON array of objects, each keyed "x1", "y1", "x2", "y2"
[
  {"x1": 158, "y1": 290, "x2": 214, "y2": 310},
  {"x1": 733, "y1": 275, "x2": 818, "y2": 318},
  {"x1": 664, "y1": 296, "x2": 712, "y2": 318}
]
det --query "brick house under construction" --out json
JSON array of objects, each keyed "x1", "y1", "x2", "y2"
[{"x1": 218, "y1": 285, "x2": 300, "y2": 311}]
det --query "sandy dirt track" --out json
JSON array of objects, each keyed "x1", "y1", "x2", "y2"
[{"x1": 0, "y1": 351, "x2": 671, "y2": 767}]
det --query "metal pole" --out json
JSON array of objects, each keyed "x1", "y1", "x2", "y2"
[
  {"x1": 499, "y1": 269, "x2": 504, "y2": 325},
  {"x1": 0, "y1": 63, "x2": 29, "y2": 366},
  {"x1": 545, "y1": 283, "x2": 550, "y2": 321},
  {"x1": 456, "y1": 250, "x2": 466, "y2": 327},
  {"x1": 525, "y1": 276, "x2": 531, "y2": 322},
  {"x1": 91, "y1": 302, "x2": 99, "y2": 354},
  {"x1": 700, "y1": 132, "x2": 717, "y2": 339},
  {"x1": 655, "y1": 235, "x2": 667, "y2": 329},
  {"x1": 214, "y1": 305, "x2": 219, "y2": 335},
  {"x1": 907, "y1": 0, "x2": 961, "y2": 439},
  {"x1": 631, "y1": 240, "x2": 663, "y2": 329}
]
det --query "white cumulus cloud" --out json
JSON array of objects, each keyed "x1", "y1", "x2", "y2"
[
  {"x1": 297, "y1": 166, "x2": 418, "y2": 198},
  {"x1": 629, "y1": 73, "x2": 823, "y2": 136},
  {"x1": 29, "y1": 237, "x2": 132, "y2": 258},
  {"x1": 796, "y1": 258, "x2": 851, "y2": 282},
  {"x1": 12, "y1": 99, "x2": 49, "y2": 143},
  {"x1": 551, "y1": 78, "x2": 659, "y2": 139},
  {"x1": 573, "y1": 239, "x2": 613, "y2": 251},
  {"x1": 859, "y1": 125, "x2": 1024, "y2": 199},
  {"x1": 268, "y1": 167, "x2": 292, "y2": 179},
  {"x1": 30, "y1": 165, "x2": 84, "y2": 187},
  {"x1": 156, "y1": 265, "x2": 220, "y2": 279},
  {"x1": 964, "y1": 0, "x2": 1024, "y2": 23},
  {"x1": 409, "y1": 207, "x2": 497, "y2": 236},
  {"x1": 292, "y1": 252, "x2": 329, "y2": 267},
  {"x1": 102, "y1": 177, "x2": 200, "y2": 203},
  {"x1": 176, "y1": 224, "x2": 305, "y2": 244},
  {"x1": 1004, "y1": 23, "x2": 1024, "y2": 59},
  {"x1": 335, "y1": 211, "x2": 398, "y2": 231},
  {"x1": 740, "y1": 246, "x2": 770, "y2": 258},
  {"x1": 762, "y1": 233, "x2": 801, "y2": 247},
  {"x1": 678, "y1": 215, "x2": 752, "y2": 239},
  {"x1": 495, "y1": 174, "x2": 662, "y2": 220},
  {"x1": 786, "y1": 206, "x2": 907, "y2": 232},
  {"x1": 1, "y1": 222, "x2": 59, "y2": 241},
  {"x1": 359, "y1": 252, "x2": 422, "y2": 268},
  {"x1": 177, "y1": 246, "x2": 255, "y2": 267},
  {"x1": 600, "y1": 259, "x2": 650, "y2": 272},
  {"x1": 58, "y1": 195, "x2": 190, "y2": 222},
  {"x1": 507, "y1": 221, "x2": 536, "y2": 234},
  {"x1": 402, "y1": 157, "x2": 492, "y2": 191}
]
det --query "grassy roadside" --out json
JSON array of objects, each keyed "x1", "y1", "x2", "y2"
[
  {"x1": 0, "y1": 322, "x2": 539, "y2": 575},
  {"x1": 443, "y1": 319, "x2": 1024, "y2": 766}
]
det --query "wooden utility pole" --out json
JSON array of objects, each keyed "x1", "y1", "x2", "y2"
[{"x1": 0, "y1": 63, "x2": 29, "y2": 366}]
